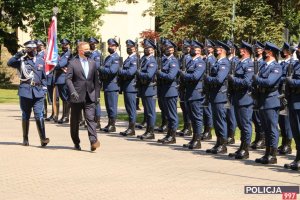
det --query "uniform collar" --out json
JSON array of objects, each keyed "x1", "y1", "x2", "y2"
[
  {"x1": 192, "y1": 55, "x2": 200, "y2": 60},
  {"x1": 266, "y1": 59, "x2": 275, "y2": 66},
  {"x1": 218, "y1": 56, "x2": 226, "y2": 62},
  {"x1": 241, "y1": 57, "x2": 250, "y2": 63},
  {"x1": 129, "y1": 52, "x2": 136, "y2": 58}
]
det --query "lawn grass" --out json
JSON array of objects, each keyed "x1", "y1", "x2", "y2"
[
  {"x1": 0, "y1": 88, "x2": 125, "y2": 106},
  {"x1": 0, "y1": 89, "x2": 19, "y2": 104}
]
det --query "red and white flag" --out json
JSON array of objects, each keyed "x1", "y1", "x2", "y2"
[{"x1": 45, "y1": 16, "x2": 58, "y2": 75}]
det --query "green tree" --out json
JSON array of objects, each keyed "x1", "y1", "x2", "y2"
[
  {"x1": 0, "y1": 0, "x2": 110, "y2": 55},
  {"x1": 145, "y1": 0, "x2": 300, "y2": 46},
  {"x1": 29, "y1": 0, "x2": 109, "y2": 45}
]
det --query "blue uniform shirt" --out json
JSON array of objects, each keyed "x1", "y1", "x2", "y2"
[
  {"x1": 183, "y1": 56, "x2": 206, "y2": 101},
  {"x1": 158, "y1": 54, "x2": 179, "y2": 97},
  {"x1": 206, "y1": 57, "x2": 230, "y2": 103},
  {"x1": 287, "y1": 60, "x2": 300, "y2": 109},
  {"x1": 118, "y1": 53, "x2": 138, "y2": 93},
  {"x1": 231, "y1": 57, "x2": 254, "y2": 106},
  {"x1": 138, "y1": 54, "x2": 157, "y2": 97},
  {"x1": 7, "y1": 55, "x2": 47, "y2": 99},
  {"x1": 55, "y1": 49, "x2": 72, "y2": 84},
  {"x1": 255, "y1": 60, "x2": 282, "y2": 109},
  {"x1": 99, "y1": 52, "x2": 120, "y2": 92}
]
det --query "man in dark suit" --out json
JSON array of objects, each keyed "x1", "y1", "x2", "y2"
[{"x1": 66, "y1": 42, "x2": 100, "y2": 151}]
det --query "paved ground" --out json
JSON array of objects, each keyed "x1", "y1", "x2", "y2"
[{"x1": 0, "y1": 104, "x2": 299, "y2": 200}]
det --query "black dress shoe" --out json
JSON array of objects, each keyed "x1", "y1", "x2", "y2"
[
  {"x1": 290, "y1": 163, "x2": 300, "y2": 171},
  {"x1": 140, "y1": 132, "x2": 155, "y2": 140},
  {"x1": 235, "y1": 149, "x2": 249, "y2": 159},
  {"x1": 183, "y1": 140, "x2": 194, "y2": 148},
  {"x1": 211, "y1": 145, "x2": 227, "y2": 154},
  {"x1": 284, "y1": 160, "x2": 298, "y2": 169},
  {"x1": 206, "y1": 143, "x2": 219, "y2": 153},
  {"x1": 228, "y1": 150, "x2": 240, "y2": 158},
  {"x1": 188, "y1": 139, "x2": 201, "y2": 149},
  {"x1": 162, "y1": 137, "x2": 176, "y2": 144},
  {"x1": 58, "y1": 117, "x2": 69, "y2": 124},
  {"x1": 285, "y1": 151, "x2": 300, "y2": 169},
  {"x1": 45, "y1": 115, "x2": 54, "y2": 122},
  {"x1": 256, "y1": 147, "x2": 277, "y2": 164},
  {"x1": 157, "y1": 135, "x2": 169, "y2": 143},
  {"x1": 74, "y1": 144, "x2": 81, "y2": 151}
]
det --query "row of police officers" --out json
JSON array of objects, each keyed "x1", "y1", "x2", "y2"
[{"x1": 7, "y1": 37, "x2": 300, "y2": 170}]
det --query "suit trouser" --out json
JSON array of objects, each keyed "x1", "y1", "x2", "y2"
[
  {"x1": 187, "y1": 99, "x2": 203, "y2": 137},
  {"x1": 211, "y1": 103, "x2": 227, "y2": 139},
  {"x1": 252, "y1": 110, "x2": 264, "y2": 134},
  {"x1": 163, "y1": 96, "x2": 178, "y2": 130},
  {"x1": 104, "y1": 91, "x2": 118, "y2": 119},
  {"x1": 227, "y1": 105, "x2": 237, "y2": 133},
  {"x1": 70, "y1": 98, "x2": 97, "y2": 145},
  {"x1": 203, "y1": 103, "x2": 213, "y2": 128},
  {"x1": 142, "y1": 96, "x2": 156, "y2": 127},
  {"x1": 234, "y1": 105, "x2": 253, "y2": 144},
  {"x1": 259, "y1": 108, "x2": 279, "y2": 148},
  {"x1": 289, "y1": 109, "x2": 300, "y2": 151},
  {"x1": 20, "y1": 96, "x2": 44, "y2": 120},
  {"x1": 279, "y1": 115, "x2": 293, "y2": 140},
  {"x1": 158, "y1": 95, "x2": 167, "y2": 123},
  {"x1": 124, "y1": 92, "x2": 137, "y2": 123},
  {"x1": 179, "y1": 90, "x2": 190, "y2": 124}
]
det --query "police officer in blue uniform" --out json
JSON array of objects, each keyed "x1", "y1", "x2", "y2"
[
  {"x1": 119, "y1": 39, "x2": 138, "y2": 136},
  {"x1": 205, "y1": 41, "x2": 230, "y2": 154},
  {"x1": 55, "y1": 38, "x2": 72, "y2": 124},
  {"x1": 278, "y1": 42, "x2": 294, "y2": 155},
  {"x1": 156, "y1": 40, "x2": 179, "y2": 144},
  {"x1": 251, "y1": 41, "x2": 266, "y2": 149},
  {"x1": 177, "y1": 40, "x2": 193, "y2": 137},
  {"x1": 226, "y1": 40, "x2": 239, "y2": 144},
  {"x1": 228, "y1": 41, "x2": 254, "y2": 159},
  {"x1": 284, "y1": 44, "x2": 300, "y2": 170},
  {"x1": 7, "y1": 40, "x2": 50, "y2": 146},
  {"x1": 88, "y1": 37, "x2": 102, "y2": 129},
  {"x1": 253, "y1": 42, "x2": 282, "y2": 164},
  {"x1": 99, "y1": 38, "x2": 120, "y2": 132},
  {"x1": 137, "y1": 39, "x2": 158, "y2": 140},
  {"x1": 202, "y1": 39, "x2": 216, "y2": 141},
  {"x1": 180, "y1": 40, "x2": 206, "y2": 149},
  {"x1": 155, "y1": 38, "x2": 169, "y2": 133}
]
